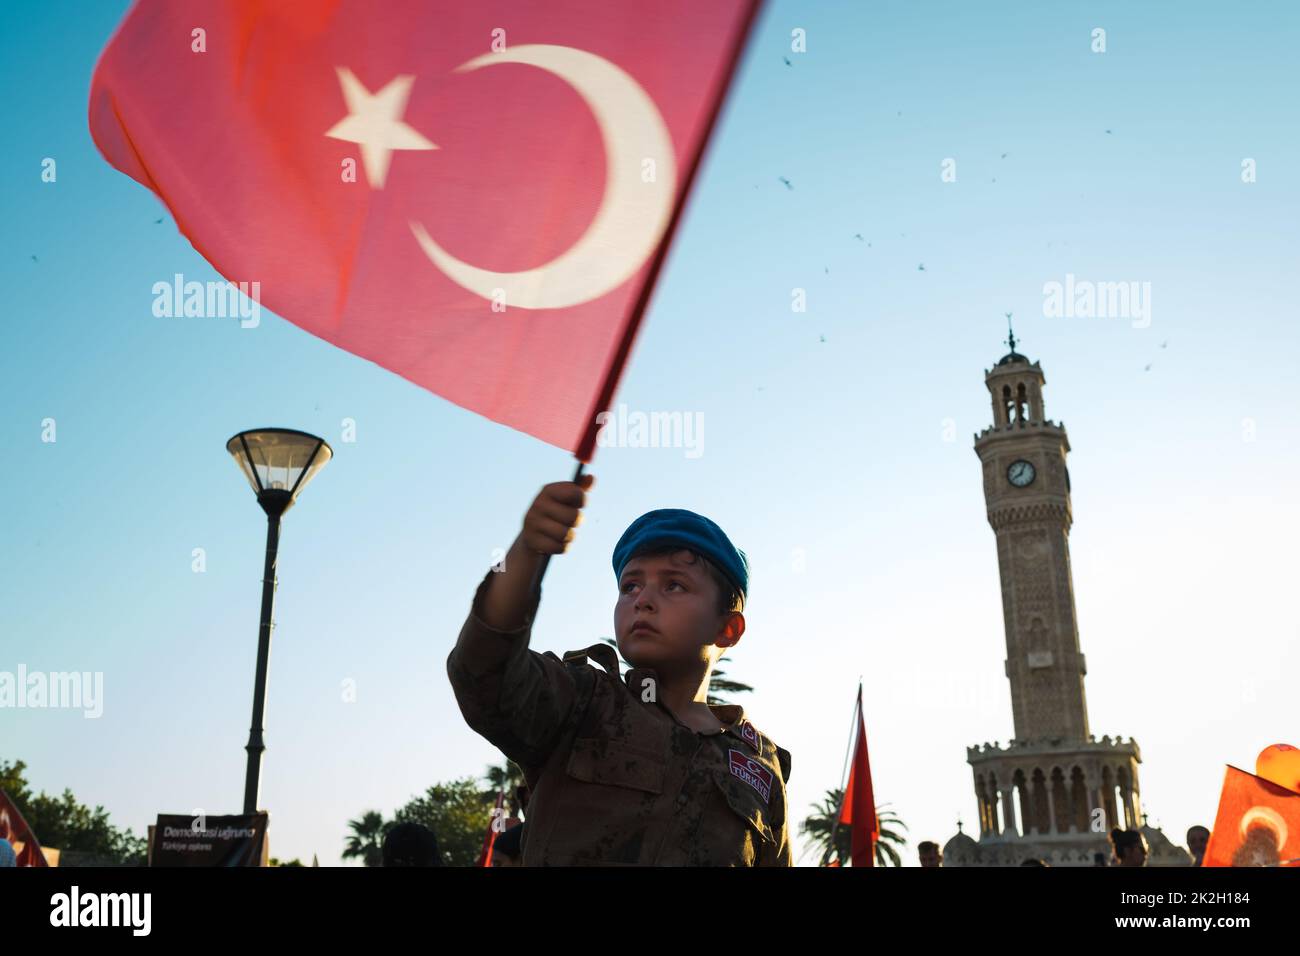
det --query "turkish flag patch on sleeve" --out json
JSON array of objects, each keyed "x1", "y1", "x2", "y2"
[{"x1": 729, "y1": 750, "x2": 773, "y2": 803}]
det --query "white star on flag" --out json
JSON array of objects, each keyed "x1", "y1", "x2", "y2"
[{"x1": 325, "y1": 67, "x2": 436, "y2": 189}]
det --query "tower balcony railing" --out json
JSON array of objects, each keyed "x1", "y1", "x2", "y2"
[
  {"x1": 967, "y1": 734, "x2": 1141, "y2": 759},
  {"x1": 974, "y1": 418, "x2": 1066, "y2": 441}
]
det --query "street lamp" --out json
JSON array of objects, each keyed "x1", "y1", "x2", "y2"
[{"x1": 226, "y1": 428, "x2": 332, "y2": 815}]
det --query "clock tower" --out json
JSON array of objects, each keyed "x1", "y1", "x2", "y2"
[
  {"x1": 973, "y1": 328, "x2": 1088, "y2": 741},
  {"x1": 941, "y1": 328, "x2": 1187, "y2": 866}
]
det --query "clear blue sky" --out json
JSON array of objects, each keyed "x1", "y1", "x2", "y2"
[{"x1": 3, "y1": 0, "x2": 1297, "y2": 865}]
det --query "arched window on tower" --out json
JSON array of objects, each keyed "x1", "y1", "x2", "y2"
[
  {"x1": 1117, "y1": 766, "x2": 1134, "y2": 829},
  {"x1": 1051, "y1": 767, "x2": 1070, "y2": 834},
  {"x1": 1015, "y1": 382, "x2": 1029, "y2": 424},
  {"x1": 1070, "y1": 766, "x2": 1089, "y2": 834},
  {"x1": 1031, "y1": 768, "x2": 1049, "y2": 835},
  {"x1": 1013, "y1": 769, "x2": 1030, "y2": 838},
  {"x1": 1101, "y1": 765, "x2": 1119, "y2": 830},
  {"x1": 1001, "y1": 384, "x2": 1014, "y2": 427}
]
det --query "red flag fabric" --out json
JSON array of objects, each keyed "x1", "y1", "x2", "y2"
[
  {"x1": 0, "y1": 789, "x2": 49, "y2": 867},
  {"x1": 837, "y1": 686, "x2": 878, "y2": 867},
  {"x1": 1202, "y1": 765, "x2": 1300, "y2": 867},
  {"x1": 89, "y1": 0, "x2": 759, "y2": 458},
  {"x1": 476, "y1": 790, "x2": 506, "y2": 868}
]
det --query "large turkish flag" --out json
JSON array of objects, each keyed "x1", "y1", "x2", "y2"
[{"x1": 89, "y1": 0, "x2": 759, "y2": 458}]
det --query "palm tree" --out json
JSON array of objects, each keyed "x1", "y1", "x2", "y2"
[
  {"x1": 483, "y1": 761, "x2": 527, "y2": 818},
  {"x1": 598, "y1": 637, "x2": 753, "y2": 705},
  {"x1": 705, "y1": 661, "x2": 754, "y2": 707},
  {"x1": 800, "y1": 789, "x2": 908, "y2": 866},
  {"x1": 342, "y1": 810, "x2": 389, "y2": 867}
]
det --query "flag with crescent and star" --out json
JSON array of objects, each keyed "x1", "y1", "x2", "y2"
[{"x1": 89, "y1": 0, "x2": 760, "y2": 458}]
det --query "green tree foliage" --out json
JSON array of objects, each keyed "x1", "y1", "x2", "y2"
[
  {"x1": 342, "y1": 810, "x2": 388, "y2": 867},
  {"x1": 0, "y1": 759, "x2": 147, "y2": 865},
  {"x1": 484, "y1": 761, "x2": 526, "y2": 818},
  {"x1": 392, "y1": 777, "x2": 492, "y2": 867},
  {"x1": 346, "y1": 776, "x2": 505, "y2": 868},
  {"x1": 800, "y1": 789, "x2": 909, "y2": 867}
]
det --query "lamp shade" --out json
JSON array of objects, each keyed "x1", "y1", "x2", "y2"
[{"x1": 226, "y1": 428, "x2": 332, "y2": 509}]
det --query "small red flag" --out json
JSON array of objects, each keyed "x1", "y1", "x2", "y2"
[
  {"x1": 0, "y1": 789, "x2": 49, "y2": 867},
  {"x1": 837, "y1": 684, "x2": 878, "y2": 867},
  {"x1": 89, "y1": 0, "x2": 760, "y2": 459},
  {"x1": 476, "y1": 790, "x2": 506, "y2": 868}
]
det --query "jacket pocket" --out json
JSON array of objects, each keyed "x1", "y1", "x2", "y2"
[
  {"x1": 714, "y1": 765, "x2": 777, "y2": 846},
  {"x1": 564, "y1": 736, "x2": 667, "y2": 795}
]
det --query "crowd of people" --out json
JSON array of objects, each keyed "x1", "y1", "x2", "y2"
[{"x1": 2, "y1": 822, "x2": 1213, "y2": 868}]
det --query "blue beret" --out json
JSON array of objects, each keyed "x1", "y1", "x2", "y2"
[{"x1": 612, "y1": 509, "x2": 749, "y2": 601}]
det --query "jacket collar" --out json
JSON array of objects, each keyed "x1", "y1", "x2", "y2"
[
  {"x1": 623, "y1": 664, "x2": 749, "y2": 743},
  {"x1": 561, "y1": 642, "x2": 754, "y2": 738},
  {"x1": 564, "y1": 642, "x2": 752, "y2": 742}
]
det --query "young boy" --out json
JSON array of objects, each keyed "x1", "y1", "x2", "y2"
[{"x1": 447, "y1": 474, "x2": 792, "y2": 866}]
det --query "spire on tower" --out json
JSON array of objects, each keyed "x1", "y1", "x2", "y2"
[{"x1": 996, "y1": 312, "x2": 1028, "y2": 366}]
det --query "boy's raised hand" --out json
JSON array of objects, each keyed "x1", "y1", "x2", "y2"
[
  {"x1": 522, "y1": 473, "x2": 596, "y2": 555},
  {"x1": 479, "y1": 473, "x2": 595, "y2": 631}
]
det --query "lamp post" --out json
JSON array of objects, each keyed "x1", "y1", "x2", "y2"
[{"x1": 226, "y1": 428, "x2": 332, "y2": 815}]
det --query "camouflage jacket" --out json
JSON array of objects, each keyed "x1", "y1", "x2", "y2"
[{"x1": 447, "y1": 568, "x2": 793, "y2": 866}]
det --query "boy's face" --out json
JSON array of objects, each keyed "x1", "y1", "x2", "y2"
[{"x1": 615, "y1": 550, "x2": 743, "y2": 673}]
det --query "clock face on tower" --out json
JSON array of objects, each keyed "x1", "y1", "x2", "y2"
[{"x1": 1008, "y1": 459, "x2": 1036, "y2": 487}]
